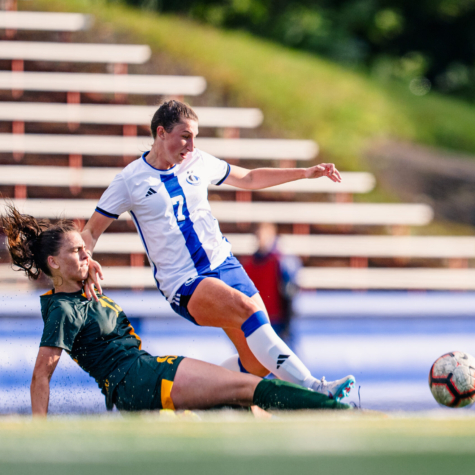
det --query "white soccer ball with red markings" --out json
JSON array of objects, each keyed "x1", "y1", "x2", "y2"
[{"x1": 429, "y1": 351, "x2": 475, "y2": 408}]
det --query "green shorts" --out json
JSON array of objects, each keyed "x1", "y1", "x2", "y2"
[{"x1": 113, "y1": 354, "x2": 185, "y2": 411}]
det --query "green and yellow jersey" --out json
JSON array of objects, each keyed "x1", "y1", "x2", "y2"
[{"x1": 40, "y1": 289, "x2": 148, "y2": 409}]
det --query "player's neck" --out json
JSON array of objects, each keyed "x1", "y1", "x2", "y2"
[
  {"x1": 53, "y1": 277, "x2": 83, "y2": 294},
  {"x1": 146, "y1": 145, "x2": 174, "y2": 170}
]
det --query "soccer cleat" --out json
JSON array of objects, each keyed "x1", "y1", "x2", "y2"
[{"x1": 312, "y1": 375, "x2": 356, "y2": 402}]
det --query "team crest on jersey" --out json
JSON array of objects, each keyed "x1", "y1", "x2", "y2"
[{"x1": 186, "y1": 171, "x2": 201, "y2": 186}]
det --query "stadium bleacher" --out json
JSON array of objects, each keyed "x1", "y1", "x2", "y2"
[
  {"x1": 0, "y1": 133, "x2": 318, "y2": 160},
  {"x1": 0, "y1": 71, "x2": 207, "y2": 97},
  {"x1": 0, "y1": 40, "x2": 152, "y2": 64},
  {"x1": 193, "y1": 234, "x2": 475, "y2": 259},
  {"x1": 0, "y1": 10, "x2": 92, "y2": 31},
  {"x1": 0, "y1": 166, "x2": 374, "y2": 194},
  {"x1": 0, "y1": 5, "x2": 467, "y2": 295},
  {"x1": 0, "y1": 199, "x2": 433, "y2": 226},
  {"x1": 297, "y1": 267, "x2": 475, "y2": 290},
  {"x1": 4, "y1": 264, "x2": 475, "y2": 291},
  {"x1": 3, "y1": 230, "x2": 465, "y2": 260},
  {"x1": 0, "y1": 102, "x2": 263, "y2": 128}
]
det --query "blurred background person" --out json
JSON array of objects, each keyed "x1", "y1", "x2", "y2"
[{"x1": 240, "y1": 223, "x2": 301, "y2": 346}]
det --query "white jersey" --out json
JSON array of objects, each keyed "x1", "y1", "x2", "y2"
[{"x1": 96, "y1": 149, "x2": 232, "y2": 302}]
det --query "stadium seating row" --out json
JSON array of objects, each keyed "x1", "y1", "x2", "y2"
[
  {"x1": 0, "y1": 133, "x2": 318, "y2": 160},
  {"x1": 3, "y1": 264, "x2": 474, "y2": 291},
  {"x1": 0, "y1": 102, "x2": 263, "y2": 129},
  {"x1": 0, "y1": 199, "x2": 433, "y2": 226},
  {"x1": 1, "y1": 40, "x2": 152, "y2": 64},
  {"x1": 0, "y1": 10, "x2": 92, "y2": 31},
  {"x1": 0, "y1": 71, "x2": 207, "y2": 96},
  {"x1": 85, "y1": 232, "x2": 475, "y2": 259},
  {"x1": 0, "y1": 166, "x2": 375, "y2": 194}
]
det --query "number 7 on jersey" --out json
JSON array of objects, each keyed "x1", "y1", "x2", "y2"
[{"x1": 171, "y1": 195, "x2": 186, "y2": 222}]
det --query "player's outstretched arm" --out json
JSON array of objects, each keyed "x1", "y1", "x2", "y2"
[
  {"x1": 30, "y1": 346, "x2": 62, "y2": 417},
  {"x1": 224, "y1": 163, "x2": 341, "y2": 190},
  {"x1": 81, "y1": 212, "x2": 114, "y2": 301}
]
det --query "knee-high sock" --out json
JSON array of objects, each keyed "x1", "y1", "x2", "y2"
[
  {"x1": 220, "y1": 354, "x2": 249, "y2": 373},
  {"x1": 221, "y1": 354, "x2": 271, "y2": 378},
  {"x1": 253, "y1": 379, "x2": 350, "y2": 410},
  {"x1": 220, "y1": 354, "x2": 241, "y2": 372},
  {"x1": 242, "y1": 311, "x2": 317, "y2": 388}
]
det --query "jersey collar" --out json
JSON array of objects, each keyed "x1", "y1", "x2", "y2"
[{"x1": 142, "y1": 151, "x2": 177, "y2": 173}]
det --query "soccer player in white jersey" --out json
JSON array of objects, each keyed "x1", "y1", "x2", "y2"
[{"x1": 82, "y1": 100, "x2": 355, "y2": 402}]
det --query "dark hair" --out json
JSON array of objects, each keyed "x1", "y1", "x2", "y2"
[
  {"x1": 150, "y1": 100, "x2": 198, "y2": 139},
  {"x1": 1, "y1": 203, "x2": 77, "y2": 280}
]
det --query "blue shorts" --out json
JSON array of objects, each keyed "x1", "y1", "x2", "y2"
[{"x1": 170, "y1": 255, "x2": 259, "y2": 325}]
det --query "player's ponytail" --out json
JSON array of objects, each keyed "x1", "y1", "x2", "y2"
[{"x1": 1, "y1": 203, "x2": 77, "y2": 279}]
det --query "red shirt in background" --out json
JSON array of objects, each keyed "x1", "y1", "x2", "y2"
[{"x1": 241, "y1": 252, "x2": 286, "y2": 325}]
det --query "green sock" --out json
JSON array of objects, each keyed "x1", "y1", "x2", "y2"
[{"x1": 252, "y1": 379, "x2": 352, "y2": 410}]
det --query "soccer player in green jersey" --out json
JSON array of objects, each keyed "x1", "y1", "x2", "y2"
[{"x1": 1, "y1": 204, "x2": 353, "y2": 416}]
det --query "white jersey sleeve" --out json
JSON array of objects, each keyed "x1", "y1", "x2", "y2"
[
  {"x1": 200, "y1": 150, "x2": 231, "y2": 185},
  {"x1": 95, "y1": 173, "x2": 132, "y2": 219}
]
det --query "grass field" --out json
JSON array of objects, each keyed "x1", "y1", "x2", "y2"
[{"x1": 1, "y1": 411, "x2": 475, "y2": 475}]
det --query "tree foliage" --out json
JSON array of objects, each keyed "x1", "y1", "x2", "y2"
[{"x1": 119, "y1": 0, "x2": 475, "y2": 101}]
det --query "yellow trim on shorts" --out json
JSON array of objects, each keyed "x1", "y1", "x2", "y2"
[{"x1": 161, "y1": 379, "x2": 175, "y2": 410}]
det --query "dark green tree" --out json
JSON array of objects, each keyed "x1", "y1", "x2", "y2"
[{"x1": 121, "y1": 0, "x2": 475, "y2": 101}]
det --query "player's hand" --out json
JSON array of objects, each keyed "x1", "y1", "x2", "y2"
[
  {"x1": 305, "y1": 163, "x2": 342, "y2": 183},
  {"x1": 84, "y1": 258, "x2": 104, "y2": 301}
]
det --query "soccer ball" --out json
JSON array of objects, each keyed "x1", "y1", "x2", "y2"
[{"x1": 429, "y1": 351, "x2": 475, "y2": 408}]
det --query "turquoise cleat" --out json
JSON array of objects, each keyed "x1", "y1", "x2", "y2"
[{"x1": 312, "y1": 375, "x2": 356, "y2": 402}]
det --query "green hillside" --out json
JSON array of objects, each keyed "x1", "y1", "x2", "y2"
[{"x1": 26, "y1": 0, "x2": 475, "y2": 175}]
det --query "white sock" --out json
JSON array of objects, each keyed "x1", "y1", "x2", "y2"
[
  {"x1": 242, "y1": 311, "x2": 318, "y2": 388},
  {"x1": 220, "y1": 353, "x2": 270, "y2": 376},
  {"x1": 220, "y1": 354, "x2": 241, "y2": 372}
]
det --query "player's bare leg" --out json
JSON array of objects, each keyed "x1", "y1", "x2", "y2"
[
  {"x1": 188, "y1": 277, "x2": 258, "y2": 328},
  {"x1": 171, "y1": 358, "x2": 259, "y2": 409},
  {"x1": 187, "y1": 277, "x2": 355, "y2": 400}
]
